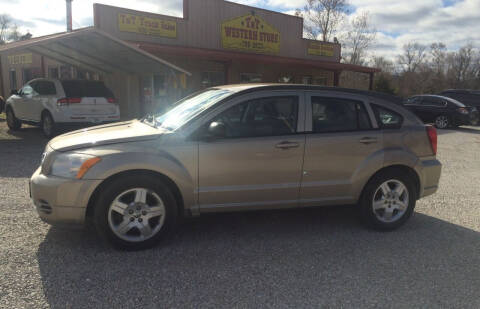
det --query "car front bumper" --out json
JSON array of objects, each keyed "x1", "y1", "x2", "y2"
[{"x1": 30, "y1": 167, "x2": 102, "y2": 226}]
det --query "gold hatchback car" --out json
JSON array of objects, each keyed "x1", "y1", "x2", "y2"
[{"x1": 30, "y1": 84, "x2": 441, "y2": 249}]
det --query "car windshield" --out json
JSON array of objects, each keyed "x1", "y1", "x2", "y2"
[{"x1": 154, "y1": 88, "x2": 232, "y2": 130}]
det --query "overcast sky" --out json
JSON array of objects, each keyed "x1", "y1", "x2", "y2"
[{"x1": 0, "y1": 0, "x2": 478, "y2": 61}]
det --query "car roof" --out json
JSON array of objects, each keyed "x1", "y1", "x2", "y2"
[
  {"x1": 214, "y1": 83, "x2": 404, "y2": 104},
  {"x1": 412, "y1": 94, "x2": 465, "y2": 106},
  {"x1": 441, "y1": 89, "x2": 480, "y2": 94}
]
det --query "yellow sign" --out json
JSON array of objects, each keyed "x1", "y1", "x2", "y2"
[
  {"x1": 221, "y1": 14, "x2": 280, "y2": 54},
  {"x1": 118, "y1": 13, "x2": 176, "y2": 38},
  {"x1": 8, "y1": 53, "x2": 32, "y2": 65},
  {"x1": 308, "y1": 42, "x2": 335, "y2": 57}
]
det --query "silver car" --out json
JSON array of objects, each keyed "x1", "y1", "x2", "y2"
[{"x1": 30, "y1": 84, "x2": 442, "y2": 250}]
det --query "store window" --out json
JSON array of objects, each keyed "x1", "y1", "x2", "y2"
[
  {"x1": 9, "y1": 70, "x2": 17, "y2": 91},
  {"x1": 278, "y1": 75, "x2": 294, "y2": 83},
  {"x1": 48, "y1": 67, "x2": 59, "y2": 79},
  {"x1": 153, "y1": 74, "x2": 167, "y2": 98},
  {"x1": 22, "y1": 68, "x2": 33, "y2": 84},
  {"x1": 240, "y1": 73, "x2": 262, "y2": 83},
  {"x1": 302, "y1": 76, "x2": 313, "y2": 84},
  {"x1": 314, "y1": 77, "x2": 328, "y2": 86},
  {"x1": 60, "y1": 65, "x2": 73, "y2": 79},
  {"x1": 201, "y1": 71, "x2": 225, "y2": 88}
]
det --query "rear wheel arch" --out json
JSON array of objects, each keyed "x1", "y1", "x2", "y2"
[
  {"x1": 86, "y1": 169, "x2": 185, "y2": 220},
  {"x1": 360, "y1": 165, "x2": 420, "y2": 202}
]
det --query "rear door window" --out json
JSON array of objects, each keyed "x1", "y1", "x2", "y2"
[
  {"x1": 423, "y1": 97, "x2": 446, "y2": 107},
  {"x1": 61, "y1": 80, "x2": 114, "y2": 98},
  {"x1": 310, "y1": 97, "x2": 371, "y2": 133}
]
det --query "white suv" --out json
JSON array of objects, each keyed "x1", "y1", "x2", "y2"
[{"x1": 5, "y1": 78, "x2": 120, "y2": 137}]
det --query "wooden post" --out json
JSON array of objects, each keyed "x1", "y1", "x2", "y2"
[
  {"x1": 224, "y1": 61, "x2": 231, "y2": 85},
  {"x1": 333, "y1": 71, "x2": 340, "y2": 87},
  {"x1": 41, "y1": 55, "x2": 46, "y2": 78},
  {"x1": 369, "y1": 72, "x2": 374, "y2": 91}
]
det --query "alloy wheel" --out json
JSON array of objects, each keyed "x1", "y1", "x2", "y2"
[
  {"x1": 372, "y1": 179, "x2": 409, "y2": 223},
  {"x1": 107, "y1": 188, "x2": 166, "y2": 242},
  {"x1": 435, "y1": 115, "x2": 449, "y2": 129}
]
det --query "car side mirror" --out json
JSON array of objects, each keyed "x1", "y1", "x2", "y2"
[
  {"x1": 208, "y1": 121, "x2": 226, "y2": 138},
  {"x1": 10, "y1": 89, "x2": 18, "y2": 96}
]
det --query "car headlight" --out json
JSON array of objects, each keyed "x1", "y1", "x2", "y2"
[{"x1": 50, "y1": 153, "x2": 101, "y2": 179}]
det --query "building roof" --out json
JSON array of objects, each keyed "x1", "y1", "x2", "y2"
[
  {"x1": 0, "y1": 27, "x2": 191, "y2": 75},
  {"x1": 135, "y1": 42, "x2": 380, "y2": 74}
]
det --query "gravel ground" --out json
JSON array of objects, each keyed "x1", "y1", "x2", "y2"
[{"x1": 0, "y1": 118, "x2": 479, "y2": 308}]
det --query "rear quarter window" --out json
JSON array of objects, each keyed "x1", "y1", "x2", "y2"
[
  {"x1": 371, "y1": 104, "x2": 403, "y2": 129},
  {"x1": 61, "y1": 80, "x2": 114, "y2": 98}
]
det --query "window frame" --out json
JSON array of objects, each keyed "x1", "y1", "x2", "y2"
[
  {"x1": 189, "y1": 90, "x2": 306, "y2": 141},
  {"x1": 305, "y1": 92, "x2": 378, "y2": 134}
]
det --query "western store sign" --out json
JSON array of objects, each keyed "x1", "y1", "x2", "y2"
[
  {"x1": 221, "y1": 14, "x2": 280, "y2": 54},
  {"x1": 118, "y1": 13, "x2": 177, "y2": 38}
]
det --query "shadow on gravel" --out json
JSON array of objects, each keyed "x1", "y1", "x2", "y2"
[
  {"x1": 0, "y1": 124, "x2": 47, "y2": 177},
  {"x1": 437, "y1": 126, "x2": 480, "y2": 135},
  {"x1": 36, "y1": 207, "x2": 480, "y2": 308}
]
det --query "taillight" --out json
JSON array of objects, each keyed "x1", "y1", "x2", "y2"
[
  {"x1": 107, "y1": 97, "x2": 116, "y2": 103},
  {"x1": 457, "y1": 107, "x2": 469, "y2": 115},
  {"x1": 57, "y1": 97, "x2": 82, "y2": 106},
  {"x1": 426, "y1": 125, "x2": 437, "y2": 155}
]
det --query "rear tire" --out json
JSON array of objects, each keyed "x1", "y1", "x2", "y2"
[
  {"x1": 6, "y1": 107, "x2": 21, "y2": 130},
  {"x1": 93, "y1": 174, "x2": 178, "y2": 250},
  {"x1": 359, "y1": 168, "x2": 416, "y2": 231},
  {"x1": 41, "y1": 112, "x2": 56, "y2": 138},
  {"x1": 434, "y1": 115, "x2": 449, "y2": 129}
]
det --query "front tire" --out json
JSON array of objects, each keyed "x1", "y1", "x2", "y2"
[
  {"x1": 6, "y1": 108, "x2": 21, "y2": 130},
  {"x1": 93, "y1": 174, "x2": 178, "y2": 250},
  {"x1": 41, "y1": 112, "x2": 56, "y2": 138},
  {"x1": 359, "y1": 169, "x2": 416, "y2": 231}
]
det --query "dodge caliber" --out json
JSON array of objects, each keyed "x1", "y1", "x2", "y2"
[{"x1": 30, "y1": 84, "x2": 442, "y2": 249}]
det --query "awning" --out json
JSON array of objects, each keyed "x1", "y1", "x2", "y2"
[
  {"x1": 0, "y1": 27, "x2": 191, "y2": 76},
  {"x1": 135, "y1": 42, "x2": 380, "y2": 74}
]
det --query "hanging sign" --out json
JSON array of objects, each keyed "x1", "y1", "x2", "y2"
[
  {"x1": 118, "y1": 13, "x2": 177, "y2": 38},
  {"x1": 8, "y1": 53, "x2": 32, "y2": 65},
  {"x1": 221, "y1": 14, "x2": 280, "y2": 54},
  {"x1": 307, "y1": 42, "x2": 335, "y2": 57}
]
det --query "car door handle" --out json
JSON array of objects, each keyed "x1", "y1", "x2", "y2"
[
  {"x1": 359, "y1": 137, "x2": 378, "y2": 145},
  {"x1": 275, "y1": 141, "x2": 299, "y2": 149}
]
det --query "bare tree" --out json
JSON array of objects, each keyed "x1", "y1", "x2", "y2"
[
  {"x1": 0, "y1": 14, "x2": 11, "y2": 44},
  {"x1": 371, "y1": 56, "x2": 395, "y2": 73},
  {"x1": 430, "y1": 42, "x2": 447, "y2": 74},
  {"x1": 446, "y1": 44, "x2": 478, "y2": 88},
  {"x1": 342, "y1": 11, "x2": 376, "y2": 65},
  {"x1": 397, "y1": 42, "x2": 427, "y2": 73},
  {"x1": 296, "y1": 0, "x2": 349, "y2": 42},
  {"x1": 8, "y1": 23, "x2": 21, "y2": 42}
]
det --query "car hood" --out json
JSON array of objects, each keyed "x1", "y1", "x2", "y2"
[{"x1": 49, "y1": 120, "x2": 166, "y2": 152}]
